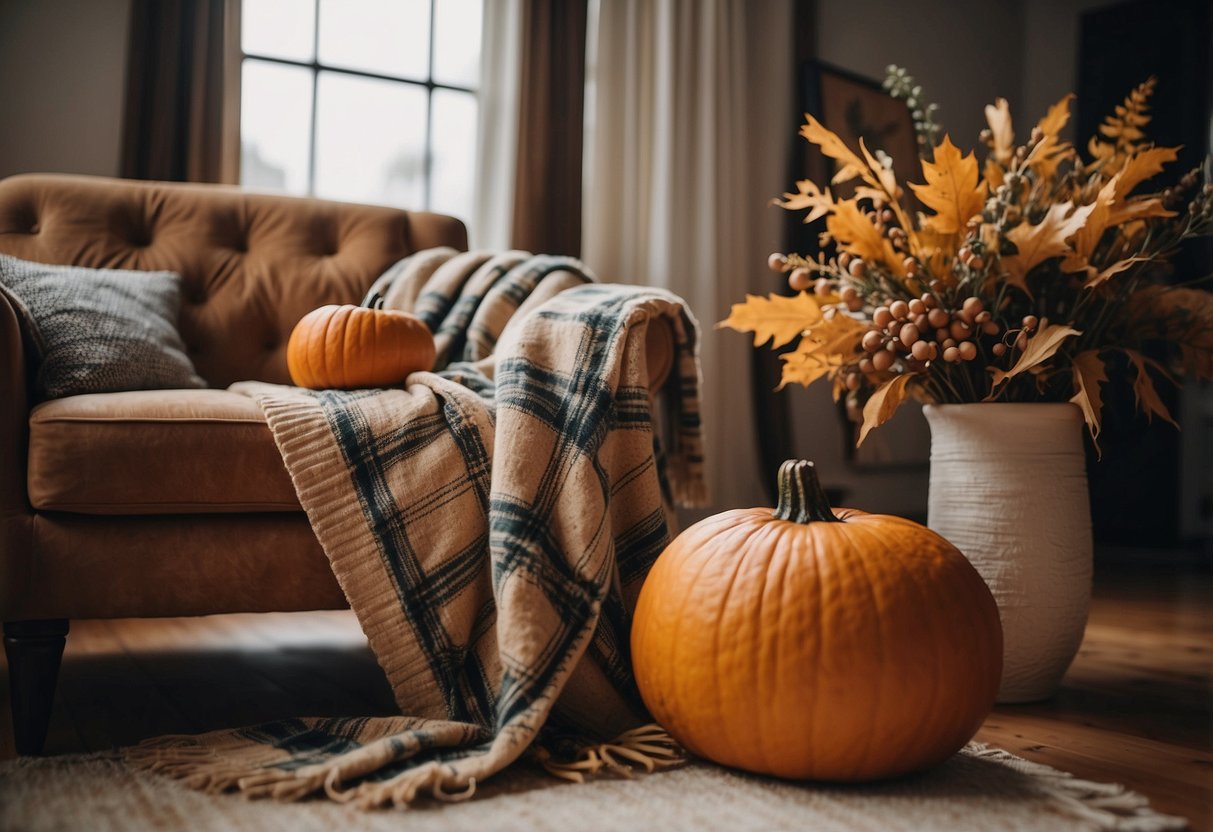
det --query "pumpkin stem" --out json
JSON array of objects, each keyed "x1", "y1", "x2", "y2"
[
  {"x1": 362, "y1": 290, "x2": 386, "y2": 310},
  {"x1": 773, "y1": 460, "x2": 841, "y2": 524}
]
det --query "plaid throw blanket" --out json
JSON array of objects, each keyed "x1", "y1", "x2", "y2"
[{"x1": 129, "y1": 250, "x2": 705, "y2": 808}]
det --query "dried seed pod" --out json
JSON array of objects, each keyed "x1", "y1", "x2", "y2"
[
  {"x1": 838, "y1": 252, "x2": 852, "y2": 269},
  {"x1": 846, "y1": 297, "x2": 864, "y2": 312},
  {"x1": 935, "y1": 329, "x2": 950, "y2": 343},
  {"x1": 902, "y1": 256, "x2": 917, "y2": 273},
  {"x1": 890, "y1": 300, "x2": 910, "y2": 320},
  {"x1": 871, "y1": 350, "x2": 894, "y2": 372},
  {"x1": 846, "y1": 373, "x2": 862, "y2": 391},
  {"x1": 886, "y1": 339, "x2": 900, "y2": 352},
  {"x1": 814, "y1": 278, "x2": 833, "y2": 296},
  {"x1": 975, "y1": 310, "x2": 992, "y2": 324},
  {"x1": 958, "y1": 341, "x2": 977, "y2": 361},
  {"x1": 950, "y1": 320, "x2": 972, "y2": 340},
  {"x1": 849, "y1": 258, "x2": 866, "y2": 277},
  {"x1": 911, "y1": 340, "x2": 932, "y2": 361},
  {"x1": 1022, "y1": 314, "x2": 1039, "y2": 331},
  {"x1": 927, "y1": 308, "x2": 950, "y2": 329},
  {"x1": 881, "y1": 209, "x2": 895, "y2": 224},
  {"x1": 862, "y1": 330, "x2": 884, "y2": 352},
  {"x1": 962, "y1": 297, "x2": 984, "y2": 317},
  {"x1": 840, "y1": 286, "x2": 858, "y2": 302},
  {"x1": 913, "y1": 313, "x2": 929, "y2": 331},
  {"x1": 943, "y1": 338, "x2": 957, "y2": 349},
  {"x1": 943, "y1": 346, "x2": 961, "y2": 363},
  {"x1": 992, "y1": 342, "x2": 1007, "y2": 357},
  {"x1": 789, "y1": 268, "x2": 812, "y2": 292},
  {"x1": 858, "y1": 357, "x2": 875, "y2": 374},
  {"x1": 982, "y1": 320, "x2": 1000, "y2": 336},
  {"x1": 908, "y1": 298, "x2": 926, "y2": 316},
  {"x1": 873, "y1": 307, "x2": 893, "y2": 328},
  {"x1": 768, "y1": 252, "x2": 789, "y2": 272},
  {"x1": 920, "y1": 293, "x2": 937, "y2": 309},
  {"x1": 899, "y1": 323, "x2": 920, "y2": 347}
]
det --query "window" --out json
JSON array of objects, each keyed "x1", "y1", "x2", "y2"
[{"x1": 239, "y1": 0, "x2": 482, "y2": 222}]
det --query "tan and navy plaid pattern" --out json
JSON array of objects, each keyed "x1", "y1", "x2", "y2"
[{"x1": 129, "y1": 251, "x2": 705, "y2": 808}]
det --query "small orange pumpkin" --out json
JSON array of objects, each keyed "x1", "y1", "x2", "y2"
[
  {"x1": 631, "y1": 459, "x2": 1002, "y2": 782},
  {"x1": 286, "y1": 294, "x2": 436, "y2": 390}
]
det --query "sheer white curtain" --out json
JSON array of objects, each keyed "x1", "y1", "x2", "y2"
[
  {"x1": 471, "y1": 0, "x2": 523, "y2": 250},
  {"x1": 583, "y1": 0, "x2": 792, "y2": 514}
]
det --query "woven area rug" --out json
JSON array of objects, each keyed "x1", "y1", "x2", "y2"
[{"x1": 0, "y1": 744, "x2": 1187, "y2": 831}]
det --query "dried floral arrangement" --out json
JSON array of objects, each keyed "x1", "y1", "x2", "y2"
[{"x1": 722, "y1": 68, "x2": 1213, "y2": 449}]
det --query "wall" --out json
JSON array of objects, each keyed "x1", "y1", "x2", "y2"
[
  {"x1": 1021, "y1": 0, "x2": 1117, "y2": 139},
  {"x1": 0, "y1": 0, "x2": 132, "y2": 179}
]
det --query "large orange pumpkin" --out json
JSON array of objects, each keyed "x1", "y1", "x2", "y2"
[
  {"x1": 286, "y1": 296, "x2": 435, "y2": 390},
  {"x1": 631, "y1": 459, "x2": 1002, "y2": 781}
]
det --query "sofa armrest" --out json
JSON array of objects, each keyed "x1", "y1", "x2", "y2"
[{"x1": 0, "y1": 288, "x2": 34, "y2": 615}]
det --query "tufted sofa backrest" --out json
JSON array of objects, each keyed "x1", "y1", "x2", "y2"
[{"x1": 0, "y1": 174, "x2": 467, "y2": 387}]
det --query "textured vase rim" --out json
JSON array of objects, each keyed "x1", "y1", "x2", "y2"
[{"x1": 923, "y1": 402, "x2": 1082, "y2": 418}]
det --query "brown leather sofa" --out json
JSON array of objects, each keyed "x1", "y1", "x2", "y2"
[{"x1": 0, "y1": 174, "x2": 674, "y2": 755}]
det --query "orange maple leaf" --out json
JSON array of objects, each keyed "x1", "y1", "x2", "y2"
[{"x1": 909, "y1": 135, "x2": 987, "y2": 235}]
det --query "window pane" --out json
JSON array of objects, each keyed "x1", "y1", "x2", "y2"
[
  {"x1": 314, "y1": 73, "x2": 428, "y2": 208},
  {"x1": 240, "y1": 59, "x2": 314, "y2": 195},
  {"x1": 433, "y1": 0, "x2": 481, "y2": 88},
  {"x1": 430, "y1": 90, "x2": 477, "y2": 220},
  {"x1": 317, "y1": 0, "x2": 430, "y2": 81},
  {"x1": 242, "y1": 0, "x2": 316, "y2": 62}
]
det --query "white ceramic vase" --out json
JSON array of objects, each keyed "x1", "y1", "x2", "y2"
[{"x1": 923, "y1": 403, "x2": 1092, "y2": 703}]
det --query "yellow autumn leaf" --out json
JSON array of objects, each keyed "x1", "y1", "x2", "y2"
[
  {"x1": 718, "y1": 291, "x2": 822, "y2": 349},
  {"x1": 778, "y1": 311, "x2": 866, "y2": 387},
  {"x1": 773, "y1": 179, "x2": 834, "y2": 224},
  {"x1": 1002, "y1": 201, "x2": 1095, "y2": 294},
  {"x1": 1069, "y1": 350, "x2": 1107, "y2": 453},
  {"x1": 1037, "y1": 93, "x2": 1074, "y2": 138},
  {"x1": 984, "y1": 97, "x2": 1014, "y2": 165},
  {"x1": 858, "y1": 372, "x2": 915, "y2": 446},
  {"x1": 1083, "y1": 256, "x2": 1149, "y2": 289},
  {"x1": 1025, "y1": 94, "x2": 1075, "y2": 181},
  {"x1": 909, "y1": 135, "x2": 987, "y2": 235},
  {"x1": 1114, "y1": 146, "x2": 1178, "y2": 198},
  {"x1": 800, "y1": 113, "x2": 869, "y2": 186},
  {"x1": 780, "y1": 348, "x2": 838, "y2": 389},
  {"x1": 1061, "y1": 177, "x2": 1118, "y2": 273},
  {"x1": 1121, "y1": 348, "x2": 1178, "y2": 427},
  {"x1": 826, "y1": 199, "x2": 906, "y2": 275},
  {"x1": 988, "y1": 323, "x2": 1082, "y2": 393},
  {"x1": 1106, "y1": 196, "x2": 1176, "y2": 226}
]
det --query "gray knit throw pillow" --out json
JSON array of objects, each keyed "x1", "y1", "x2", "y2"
[{"x1": 0, "y1": 254, "x2": 206, "y2": 399}]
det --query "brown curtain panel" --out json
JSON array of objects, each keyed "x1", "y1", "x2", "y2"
[
  {"x1": 121, "y1": 0, "x2": 241, "y2": 183},
  {"x1": 510, "y1": 0, "x2": 588, "y2": 257}
]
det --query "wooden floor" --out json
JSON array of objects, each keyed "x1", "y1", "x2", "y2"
[{"x1": 2, "y1": 560, "x2": 1210, "y2": 829}]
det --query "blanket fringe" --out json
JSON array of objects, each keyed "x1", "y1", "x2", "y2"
[
  {"x1": 533, "y1": 723, "x2": 686, "y2": 784},
  {"x1": 126, "y1": 738, "x2": 299, "y2": 798},
  {"x1": 967, "y1": 744, "x2": 1188, "y2": 832}
]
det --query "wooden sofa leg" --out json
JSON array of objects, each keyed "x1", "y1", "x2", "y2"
[{"x1": 4, "y1": 619, "x2": 69, "y2": 756}]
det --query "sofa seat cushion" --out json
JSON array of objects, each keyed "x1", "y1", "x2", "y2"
[{"x1": 28, "y1": 389, "x2": 300, "y2": 514}]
